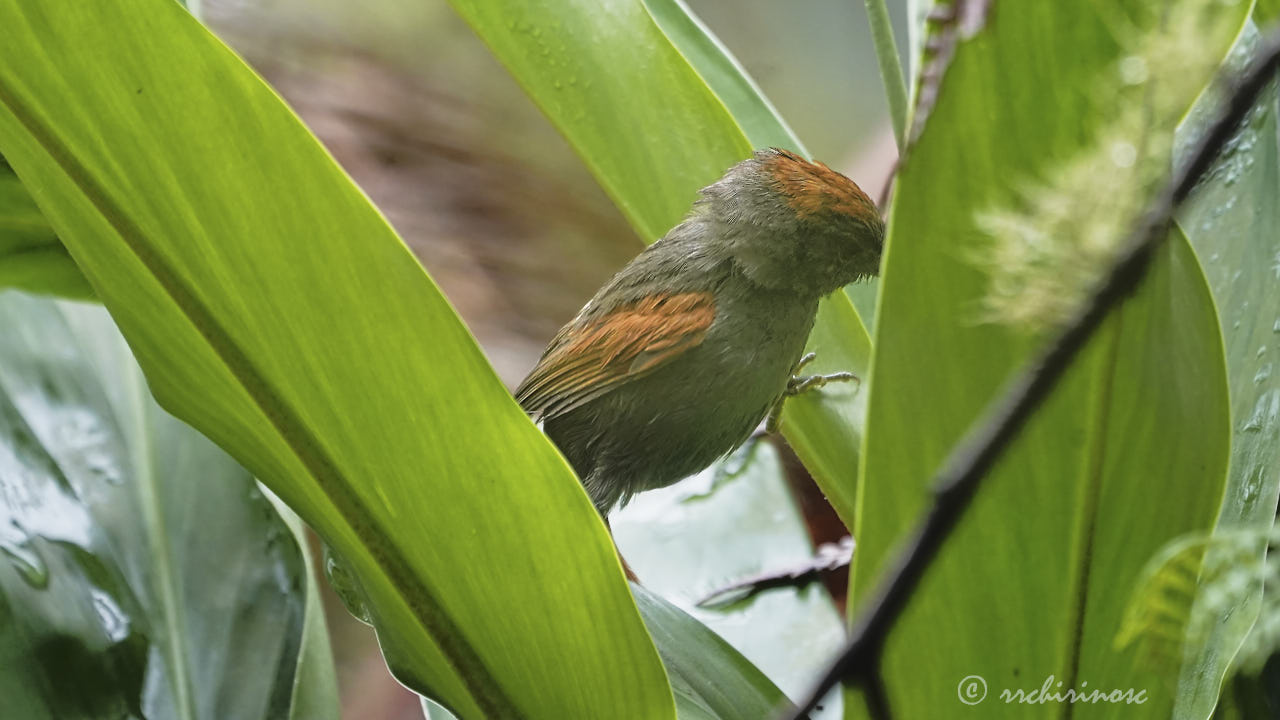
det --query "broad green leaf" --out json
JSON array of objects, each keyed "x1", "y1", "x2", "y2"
[
  {"x1": 1257, "y1": 0, "x2": 1280, "y2": 23},
  {"x1": 1172, "y1": 17, "x2": 1280, "y2": 717},
  {"x1": 0, "y1": 3, "x2": 672, "y2": 718},
  {"x1": 632, "y1": 583, "x2": 790, "y2": 720},
  {"x1": 0, "y1": 159, "x2": 89, "y2": 299},
  {"x1": 852, "y1": 2, "x2": 1240, "y2": 717},
  {"x1": 422, "y1": 580, "x2": 799, "y2": 720},
  {"x1": 640, "y1": 0, "x2": 801, "y2": 153},
  {"x1": 1119, "y1": 530, "x2": 1269, "y2": 673},
  {"x1": 0, "y1": 291, "x2": 336, "y2": 720},
  {"x1": 0, "y1": 0, "x2": 201, "y2": 302},
  {"x1": 1119, "y1": 535, "x2": 1220, "y2": 667},
  {"x1": 447, "y1": 0, "x2": 872, "y2": 527}
]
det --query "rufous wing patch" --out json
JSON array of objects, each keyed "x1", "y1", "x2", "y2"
[{"x1": 516, "y1": 292, "x2": 716, "y2": 419}]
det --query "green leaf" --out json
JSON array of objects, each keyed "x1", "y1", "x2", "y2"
[
  {"x1": 632, "y1": 583, "x2": 789, "y2": 720},
  {"x1": 268, "y1": 492, "x2": 342, "y2": 720},
  {"x1": 852, "y1": 3, "x2": 1241, "y2": 717},
  {"x1": 1172, "y1": 18, "x2": 1280, "y2": 717},
  {"x1": 640, "y1": 0, "x2": 802, "y2": 153},
  {"x1": 0, "y1": 0, "x2": 204, "y2": 302},
  {"x1": 0, "y1": 159, "x2": 89, "y2": 299},
  {"x1": 1118, "y1": 534, "x2": 1217, "y2": 667},
  {"x1": 0, "y1": 3, "x2": 671, "y2": 718},
  {"x1": 1256, "y1": 0, "x2": 1280, "y2": 24},
  {"x1": 448, "y1": 0, "x2": 872, "y2": 527},
  {"x1": 1119, "y1": 528, "x2": 1273, "y2": 685},
  {"x1": 863, "y1": 0, "x2": 909, "y2": 148},
  {"x1": 0, "y1": 291, "x2": 336, "y2": 720},
  {"x1": 422, "y1": 583, "x2": 796, "y2": 720}
]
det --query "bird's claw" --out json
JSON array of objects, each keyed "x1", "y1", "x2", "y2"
[
  {"x1": 765, "y1": 353, "x2": 860, "y2": 433},
  {"x1": 786, "y1": 370, "x2": 860, "y2": 396},
  {"x1": 792, "y1": 352, "x2": 818, "y2": 374}
]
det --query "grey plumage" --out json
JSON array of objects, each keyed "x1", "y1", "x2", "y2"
[{"x1": 517, "y1": 149, "x2": 884, "y2": 513}]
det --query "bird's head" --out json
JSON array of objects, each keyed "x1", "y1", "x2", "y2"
[{"x1": 695, "y1": 148, "x2": 885, "y2": 297}]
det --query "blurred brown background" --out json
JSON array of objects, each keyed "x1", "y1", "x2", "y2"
[{"x1": 202, "y1": 1, "x2": 903, "y2": 716}]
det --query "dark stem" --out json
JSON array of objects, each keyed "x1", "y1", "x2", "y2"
[
  {"x1": 777, "y1": 27, "x2": 1280, "y2": 720},
  {"x1": 864, "y1": 670, "x2": 893, "y2": 720}
]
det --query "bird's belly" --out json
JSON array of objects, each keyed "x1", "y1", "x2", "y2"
[{"x1": 577, "y1": 363, "x2": 776, "y2": 501}]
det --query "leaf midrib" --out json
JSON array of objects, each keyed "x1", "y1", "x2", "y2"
[{"x1": 1058, "y1": 312, "x2": 1123, "y2": 720}]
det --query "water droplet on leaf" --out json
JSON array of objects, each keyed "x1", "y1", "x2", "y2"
[{"x1": 323, "y1": 545, "x2": 372, "y2": 625}]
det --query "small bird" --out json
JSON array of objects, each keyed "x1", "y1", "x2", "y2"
[{"x1": 517, "y1": 148, "x2": 884, "y2": 514}]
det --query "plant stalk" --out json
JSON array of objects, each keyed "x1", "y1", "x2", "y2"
[{"x1": 865, "y1": 0, "x2": 909, "y2": 149}]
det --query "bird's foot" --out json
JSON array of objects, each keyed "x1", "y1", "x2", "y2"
[
  {"x1": 785, "y1": 352, "x2": 860, "y2": 396},
  {"x1": 764, "y1": 353, "x2": 860, "y2": 433}
]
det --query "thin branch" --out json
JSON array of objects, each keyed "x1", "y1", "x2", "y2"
[
  {"x1": 695, "y1": 536, "x2": 852, "y2": 607},
  {"x1": 864, "y1": 0, "x2": 909, "y2": 149},
  {"x1": 910, "y1": 0, "x2": 992, "y2": 144},
  {"x1": 778, "y1": 26, "x2": 1280, "y2": 720},
  {"x1": 863, "y1": 670, "x2": 892, "y2": 720}
]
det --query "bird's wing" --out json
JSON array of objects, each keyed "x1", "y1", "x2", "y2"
[{"x1": 516, "y1": 291, "x2": 716, "y2": 420}]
